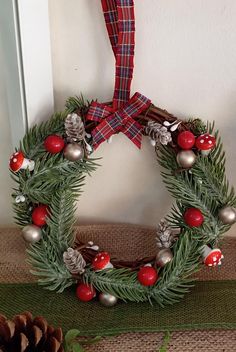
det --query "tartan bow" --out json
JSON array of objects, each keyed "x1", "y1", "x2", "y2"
[{"x1": 86, "y1": 92, "x2": 151, "y2": 150}]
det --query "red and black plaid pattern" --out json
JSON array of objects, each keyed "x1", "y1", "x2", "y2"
[
  {"x1": 101, "y1": 0, "x2": 119, "y2": 55},
  {"x1": 102, "y1": 0, "x2": 135, "y2": 109},
  {"x1": 87, "y1": 93, "x2": 151, "y2": 149},
  {"x1": 86, "y1": 0, "x2": 152, "y2": 150}
]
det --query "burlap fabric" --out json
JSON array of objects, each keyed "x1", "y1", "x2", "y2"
[{"x1": 0, "y1": 225, "x2": 236, "y2": 351}]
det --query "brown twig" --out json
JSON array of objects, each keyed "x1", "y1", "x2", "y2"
[
  {"x1": 74, "y1": 238, "x2": 156, "y2": 270},
  {"x1": 79, "y1": 102, "x2": 191, "y2": 147}
]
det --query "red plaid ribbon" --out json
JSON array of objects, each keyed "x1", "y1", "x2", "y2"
[
  {"x1": 86, "y1": 0, "x2": 151, "y2": 149},
  {"x1": 87, "y1": 93, "x2": 151, "y2": 149}
]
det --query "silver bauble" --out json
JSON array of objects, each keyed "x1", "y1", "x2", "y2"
[
  {"x1": 22, "y1": 224, "x2": 42, "y2": 243},
  {"x1": 218, "y1": 206, "x2": 236, "y2": 225},
  {"x1": 99, "y1": 292, "x2": 118, "y2": 307},
  {"x1": 176, "y1": 150, "x2": 196, "y2": 168},
  {"x1": 64, "y1": 143, "x2": 84, "y2": 161},
  {"x1": 156, "y1": 248, "x2": 173, "y2": 267}
]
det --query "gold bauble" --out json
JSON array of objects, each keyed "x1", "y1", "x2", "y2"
[
  {"x1": 64, "y1": 143, "x2": 84, "y2": 161},
  {"x1": 156, "y1": 248, "x2": 173, "y2": 267},
  {"x1": 218, "y1": 206, "x2": 236, "y2": 225},
  {"x1": 22, "y1": 225, "x2": 42, "y2": 243},
  {"x1": 176, "y1": 150, "x2": 196, "y2": 168},
  {"x1": 99, "y1": 292, "x2": 118, "y2": 307}
]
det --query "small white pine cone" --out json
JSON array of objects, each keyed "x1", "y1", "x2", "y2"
[
  {"x1": 159, "y1": 130, "x2": 172, "y2": 145},
  {"x1": 156, "y1": 219, "x2": 174, "y2": 249},
  {"x1": 145, "y1": 121, "x2": 172, "y2": 145},
  {"x1": 63, "y1": 248, "x2": 86, "y2": 274},
  {"x1": 65, "y1": 113, "x2": 85, "y2": 142}
]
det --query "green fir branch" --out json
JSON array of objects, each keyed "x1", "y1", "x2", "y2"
[
  {"x1": 20, "y1": 157, "x2": 98, "y2": 204},
  {"x1": 65, "y1": 95, "x2": 91, "y2": 119},
  {"x1": 27, "y1": 189, "x2": 79, "y2": 292},
  {"x1": 20, "y1": 112, "x2": 67, "y2": 159}
]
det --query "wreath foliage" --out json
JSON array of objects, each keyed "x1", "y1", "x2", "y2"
[{"x1": 10, "y1": 95, "x2": 235, "y2": 306}]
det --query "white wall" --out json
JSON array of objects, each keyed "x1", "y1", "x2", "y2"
[{"x1": 48, "y1": 0, "x2": 236, "y2": 232}]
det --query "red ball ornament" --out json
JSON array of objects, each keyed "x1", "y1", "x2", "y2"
[
  {"x1": 184, "y1": 208, "x2": 204, "y2": 227},
  {"x1": 76, "y1": 283, "x2": 96, "y2": 302},
  {"x1": 177, "y1": 131, "x2": 195, "y2": 150},
  {"x1": 44, "y1": 135, "x2": 65, "y2": 154},
  {"x1": 32, "y1": 205, "x2": 49, "y2": 227},
  {"x1": 137, "y1": 266, "x2": 158, "y2": 286}
]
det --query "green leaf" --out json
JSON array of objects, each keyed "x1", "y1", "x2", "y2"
[
  {"x1": 72, "y1": 344, "x2": 84, "y2": 352},
  {"x1": 158, "y1": 331, "x2": 171, "y2": 352},
  {"x1": 65, "y1": 329, "x2": 81, "y2": 345},
  {"x1": 80, "y1": 336, "x2": 102, "y2": 345}
]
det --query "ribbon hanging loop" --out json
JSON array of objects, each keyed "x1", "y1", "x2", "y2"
[{"x1": 86, "y1": 0, "x2": 151, "y2": 149}]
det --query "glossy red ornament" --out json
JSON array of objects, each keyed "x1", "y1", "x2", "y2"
[
  {"x1": 184, "y1": 208, "x2": 204, "y2": 227},
  {"x1": 177, "y1": 131, "x2": 195, "y2": 150},
  {"x1": 137, "y1": 266, "x2": 158, "y2": 286},
  {"x1": 76, "y1": 283, "x2": 96, "y2": 302},
  {"x1": 44, "y1": 135, "x2": 65, "y2": 154},
  {"x1": 32, "y1": 205, "x2": 49, "y2": 227}
]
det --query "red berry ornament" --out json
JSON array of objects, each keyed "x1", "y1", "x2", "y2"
[
  {"x1": 76, "y1": 283, "x2": 96, "y2": 302},
  {"x1": 184, "y1": 208, "x2": 204, "y2": 227},
  {"x1": 44, "y1": 135, "x2": 65, "y2": 154},
  {"x1": 32, "y1": 205, "x2": 49, "y2": 227},
  {"x1": 137, "y1": 266, "x2": 158, "y2": 286},
  {"x1": 177, "y1": 131, "x2": 195, "y2": 150}
]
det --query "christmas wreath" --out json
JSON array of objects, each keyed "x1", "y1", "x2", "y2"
[{"x1": 10, "y1": 0, "x2": 235, "y2": 307}]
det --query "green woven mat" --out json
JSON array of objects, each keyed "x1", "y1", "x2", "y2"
[{"x1": 0, "y1": 281, "x2": 236, "y2": 335}]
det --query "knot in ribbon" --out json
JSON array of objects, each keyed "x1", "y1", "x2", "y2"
[{"x1": 86, "y1": 92, "x2": 151, "y2": 150}]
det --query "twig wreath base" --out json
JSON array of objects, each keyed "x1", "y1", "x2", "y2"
[{"x1": 10, "y1": 95, "x2": 236, "y2": 306}]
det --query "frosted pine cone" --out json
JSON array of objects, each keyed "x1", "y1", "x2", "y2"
[
  {"x1": 156, "y1": 219, "x2": 176, "y2": 249},
  {"x1": 145, "y1": 121, "x2": 172, "y2": 146},
  {"x1": 65, "y1": 113, "x2": 85, "y2": 143},
  {"x1": 63, "y1": 248, "x2": 86, "y2": 275}
]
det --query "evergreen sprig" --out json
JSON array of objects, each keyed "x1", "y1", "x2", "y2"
[
  {"x1": 20, "y1": 112, "x2": 67, "y2": 159},
  {"x1": 27, "y1": 189, "x2": 79, "y2": 292},
  {"x1": 65, "y1": 95, "x2": 91, "y2": 119}
]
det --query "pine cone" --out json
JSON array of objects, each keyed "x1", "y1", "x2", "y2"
[
  {"x1": 65, "y1": 113, "x2": 85, "y2": 142},
  {"x1": 156, "y1": 219, "x2": 176, "y2": 249},
  {"x1": 63, "y1": 248, "x2": 86, "y2": 275},
  {"x1": 0, "y1": 312, "x2": 64, "y2": 352},
  {"x1": 145, "y1": 121, "x2": 172, "y2": 145}
]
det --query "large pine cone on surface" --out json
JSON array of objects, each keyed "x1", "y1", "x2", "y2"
[{"x1": 0, "y1": 312, "x2": 64, "y2": 352}]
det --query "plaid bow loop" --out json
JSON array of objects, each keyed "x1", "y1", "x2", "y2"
[{"x1": 87, "y1": 92, "x2": 151, "y2": 149}]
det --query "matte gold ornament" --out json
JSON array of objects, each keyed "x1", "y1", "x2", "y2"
[
  {"x1": 22, "y1": 224, "x2": 42, "y2": 243},
  {"x1": 156, "y1": 248, "x2": 173, "y2": 267},
  {"x1": 64, "y1": 143, "x2": 84, "y2": 161},
  {"x1": 176, "y1": 150, "x2": 196, "y2": 168},
  {"x1": 99, "y1": 292, "x2": 118, "y2": 307},
  {"x1": 218, "y1": 206, "x2": 236, "y2": 225}
]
